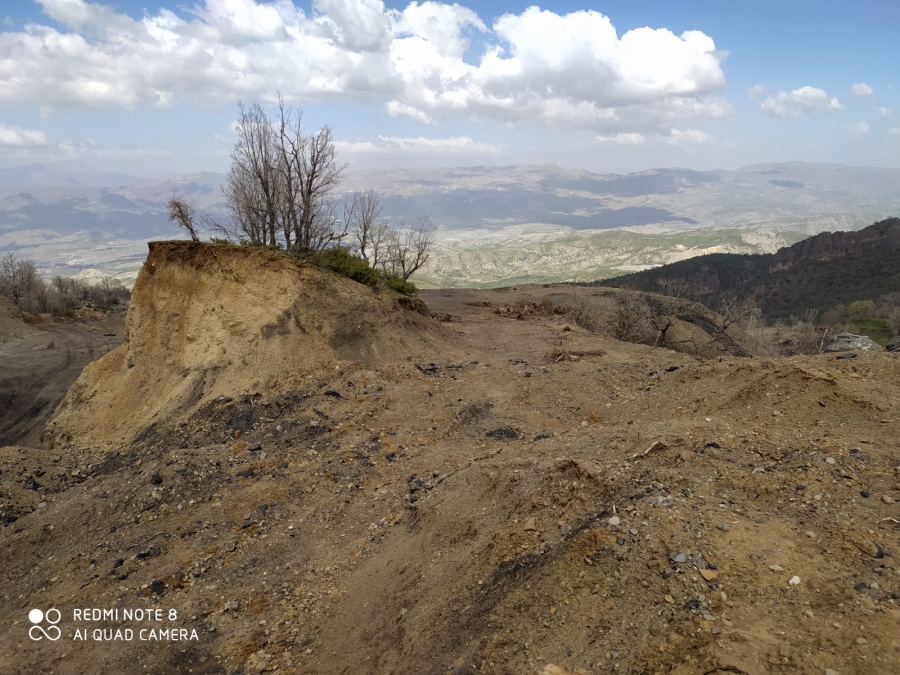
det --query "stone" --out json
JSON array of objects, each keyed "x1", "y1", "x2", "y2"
[
  {"x1": 718, "y1": 523, "x2": 730, "y2": 532},
  {"x1": 699, "y1": 569, "x2": 718, "y2": 581},
  {"x1": 523, "y1": 518, "x2": 537, "y2": 532},
  {"x1": 825, "y1": 333, "x2": 883, "y2": 353},
  {"x1": 608, "y1": 515, "x2": 621, "y2": 527},
  {"x1": 825, "y1": 457, "x2": 836, "y2": 465},
  {"x1": 882, "y1": 495, "x2": 894, "y2": 504},
  {"x1": 664, "y1": 595, "x2": 675, "y2": 604},
  {"x1": 789, "y1": 576, "x2": 801, "y2": 586}
]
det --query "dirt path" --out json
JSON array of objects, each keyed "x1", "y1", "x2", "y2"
[{"x1": 0, "y1": 315, "x2": 125, "y2": 447}]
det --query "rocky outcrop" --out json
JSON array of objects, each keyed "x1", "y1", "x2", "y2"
[
  {"x1": 824, "y1": 332, "x2": 884, "y2": 353},
  {"x1": 42, "y1": 241, "x2": 455, "y2": 449}
]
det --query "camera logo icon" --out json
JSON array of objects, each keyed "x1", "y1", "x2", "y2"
[{"x1": 29, "y1": 608, "x2": 61, "y2": 641}]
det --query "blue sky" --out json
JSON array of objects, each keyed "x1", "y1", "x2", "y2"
[{"x1": 1, "y1": 0, "x2": 898, "y2": 177}]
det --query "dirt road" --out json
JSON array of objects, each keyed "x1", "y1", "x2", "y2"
[{"x1": 0, "y1": 315, "x2": 124, "y2": 447}]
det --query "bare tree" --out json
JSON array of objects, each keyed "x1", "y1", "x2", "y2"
[
  {"x1": 346, "y1": 189, "x2": 392, "y2": 269},
  {"x1": 167, "y1": 195, "x2": 201, "y2": 242},
  {"x1": 223, "y1": 102, "x2": 283, "y2": 247},
  {"x1": 386, "y1": 216, "x2": 437, "y2": 280},
  {"x1": 0, "y1": 252, "x2": 38, "y2": 308},
  {"x1": 221, "y1": 96, "x2": 348, "y2": 252}
]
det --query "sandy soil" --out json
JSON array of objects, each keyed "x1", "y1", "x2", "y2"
[
  {"x1": 1, "y1": 278, "x2": 899, "y2": 675},
  {"x1": 0, "y1": 314, "x2": 124, "y2": 448}
]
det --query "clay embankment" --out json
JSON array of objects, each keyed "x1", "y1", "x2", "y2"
[{"x1": 42, "y1": 241, "x2": 455, "y2": 450}]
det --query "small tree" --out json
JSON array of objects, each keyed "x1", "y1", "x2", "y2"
[
  {"x1": 347, "y1": 189, "x2": 392, "y2": 270},
  {"x1": 0, "y1": 252, "x2": 38, "y2": 308},
  {"x1": 167, "y1": 195, "x2": 201, "y2": 242},
  {"x1": 386, "y1": 216, "x2": 437, "y2": 281}
]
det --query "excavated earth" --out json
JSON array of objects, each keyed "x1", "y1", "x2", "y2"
[{"x1": 1, "y1": 243, "x2": 900, "y2": 675}]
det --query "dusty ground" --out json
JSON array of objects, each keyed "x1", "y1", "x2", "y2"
[
  {"x1": 1, "y1": 277, "x2": 900, "y2": 675},
  {"x1": 0, "y1": 312, "x2": 124, "y2": 448}
]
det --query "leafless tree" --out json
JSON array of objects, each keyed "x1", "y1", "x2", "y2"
[
  {"x1": 386, "y1": 216, "x2": 437, "y2": 280},
  {"x1": 346, "y1": 189, "x2": 392, "y2": 269},
  {"x1": 221, "y1": 97, "x2": 348, "y2": 252},
  {"x1": 167, "y1": 195, "x2": 200, "y2": 242},
  {"x1": 223, "y1": 102, "x2": 283, "y2": 247},
  {"x1": 0, "y1": 252, "x2": 38, "y2": 308}
]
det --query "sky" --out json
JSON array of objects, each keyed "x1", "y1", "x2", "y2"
[{"x1": 0, "y1": 0, "x2": 898, "y2": 177}]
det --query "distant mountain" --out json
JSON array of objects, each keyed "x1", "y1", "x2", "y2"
[
  {"x1": 2, "y1": 160, "x2": 900, "y2": 287},
  {"x1": 600, "y1": 217, "x2": 900, "y2": 318}
]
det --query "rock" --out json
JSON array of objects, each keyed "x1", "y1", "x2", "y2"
[
  {"x1": 608, "y1": 515, "x2": 621, "y2": 527},
  {"x1": 825, "y1": 457, "x2": 836, "y2": 465},
  {"x1": 670, "y1": 553, "x2": 687, "y2": 564},
  {"x1": 485, "y1": 427, "x2": 518, "y2": 440},
  {"x1": 664, "y1": 595, "x2": 675, "y2": 604},
  {"x1": 559, "y1": 522, "x2": 572, "y2": 536},
  {"x1": 523, "y1": 518, "x2": 537, "y2": 532},
  {"x1": 699, "y1": 569, "x2": 718, "y2": 581},
  {"x1": 769, "y1": 564, "x2": 784, "y2": 572},
  {"x1": 882, "y1": 495, "x2": 894, "y2": 504},
  {"x1": 665, "y1": 365, "x2": 680, "y2": 372},
  {"x1": 789, "y1": 576, "x2": 801, "y2": 586},
  {"x1": 825, "y1": 333, "x2": 883, "y2": 353},
  {"x1": 718, "y1": 523, "x2": 730, "y2": 532},
  {"x1": 860, "y1": 491, "x2": 870, "y2": 498}
]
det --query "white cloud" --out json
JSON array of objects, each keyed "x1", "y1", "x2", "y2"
[
  {"x1": 892, "y1": 127, "x2": 900, "y2": 140},
  {"x1": 873, "y1": 106, "x2": 892, "y2": 117},
  {"x1": 0, "y1": 0, "x2": 731, "y2": 133},
  {"x1": 746, "y1": 83, "x2": 765, "y2": 99},
  {"x1": 595, "y1": 133, "x2": 645, "y2": 144},
  {"x1": 850, "y1": 82, "x2": 873, "y2": 96},
  {"x1": 847, "y1": 121, "x2": 869, "y2": 138},
  {"x1": 759, "y1": 86, "x2": 843, "y2": 118},
  {"x1": 664, "y1": 128, "x2": 708, "y2": 145},
  {"x1": 0, "y1": 123, "x2": 49, "y2": 147},
  {"x1": 386, "y1": 100, "x2": 433, "y2": 124},
  {"x1": 338, "y1": 134, "x2": 500, "y2": 155}
]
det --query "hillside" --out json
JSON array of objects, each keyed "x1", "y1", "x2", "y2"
[
  {"x1": 41, "y1": 241, "x2": 455, "y2": 449},
  {"x1": 1, "y1": 253, "x2": 900, "y2": 673},
  {"x1": 601, "y1": 217, "x2": 900, "y2": 318}
]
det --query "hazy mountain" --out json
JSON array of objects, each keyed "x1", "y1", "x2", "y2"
[
  {"x1": 602, "y1": 217, "x2": 900, "y2": 318},
  {"x1": 1, "y1": 160, "x2": 899, "y2": 287}
]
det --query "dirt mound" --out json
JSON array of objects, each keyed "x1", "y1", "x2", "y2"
[
  {"x1": 3, "y1": 285, "x2": 900, "y2": 675},
  {"x1": 42, "y1": 241, "x2": 456, "y2": 450},
  {"x1": 0, "y1": 296, "x2": 37, "y2": 343}
]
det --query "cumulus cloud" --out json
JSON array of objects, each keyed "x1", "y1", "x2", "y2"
[
  {"x1": 0, "y1": 0, "x2": 731, "y2": 133},
  {"x1": 386, "y1": 101, "x2": 433, "y2": 124},
  {"x1": 759, "y1": 86, "x2": 843, "y2": 118},
  {"x1": 850, "y1": 82, "x2": 873, "y2": 96},
  {"x1": 337, "y1": 134, "x2": 500, "y2": 155},
  {"x1": 595, "y1": 133, "x2": 645, "y2": 144},
  {"x1": 847, "y1": 121, "x2": 869, "y2": 138},
  {"x1": 0, "y1": 123, "x2": 49, "y2": 147},
  {"x1": 873, "y1": 106, "x2": 892, "y2": 117}
]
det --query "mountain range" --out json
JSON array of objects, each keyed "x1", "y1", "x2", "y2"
[{"x1": 1, "y1": 160, "x2": 899, "y2": 287}]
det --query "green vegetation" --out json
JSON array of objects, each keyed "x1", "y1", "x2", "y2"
[
  {"x1": 846, "y1": 318, "x2": 893, "y2": 346},
  {"x1": 303, "y1": 247, "x2": 418, "y2": 296}
]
